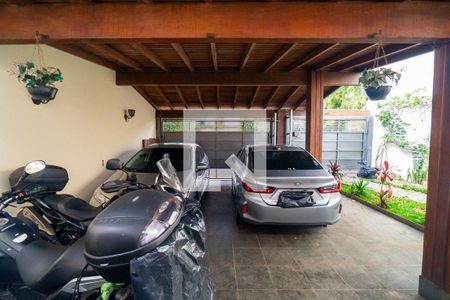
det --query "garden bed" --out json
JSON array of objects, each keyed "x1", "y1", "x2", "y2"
[{"x1": 341, "y1": 184, "x2": 425, "y2": 231}]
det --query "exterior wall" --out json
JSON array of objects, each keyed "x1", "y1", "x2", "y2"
[{"x1": 0, "y1": 45, "x2": 156, "y2": 199}]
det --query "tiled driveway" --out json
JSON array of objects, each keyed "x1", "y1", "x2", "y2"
[{"x1": 202, "y1": 182, "x2": 424, "y2": 300}]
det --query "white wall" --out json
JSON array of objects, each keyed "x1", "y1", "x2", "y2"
[{"x1": 0, "y1": 45, "x2": 156, "y2": 199}]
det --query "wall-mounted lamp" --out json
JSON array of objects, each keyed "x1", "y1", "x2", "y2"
[{"x1": 124, "y1": 109, "x2": 136, "y2": 122}]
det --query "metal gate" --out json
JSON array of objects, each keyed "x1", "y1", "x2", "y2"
[
  {"x1": 160, "y1": 119, "x2": 272, "y2": 178},
  {"x1": 286, "y1": 116, "x2": 373, "y2": 169}
]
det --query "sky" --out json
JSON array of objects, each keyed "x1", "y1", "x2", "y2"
[{"x1": 384, "y1": 51, "x2": 434, "y2": 97}]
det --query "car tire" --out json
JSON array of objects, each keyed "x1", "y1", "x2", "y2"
[{"x1": 235, "y1": 209, "x2": 244, "y2": 225}]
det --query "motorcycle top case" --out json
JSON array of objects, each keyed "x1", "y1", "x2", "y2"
[
  {"x1": 84, "y1": 189, "x2": 183, "y2": 283},
  {"x1": 9, "y1": 165, "x2": 69, "y2": 192}
]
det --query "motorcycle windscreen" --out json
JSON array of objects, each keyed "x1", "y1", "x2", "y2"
[
  {"x1": 156, "y1": 157, "x2": 185, "y2": 194},
  {"x1": 130, "y1": 200, "x2": 214, "y2": 300},
  {"x1": 225, "y1": 154, "x2": 258, "y2": 184}
]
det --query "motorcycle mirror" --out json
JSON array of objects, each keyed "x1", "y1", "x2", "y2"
[
  {"x1": 106, "y1": 159, "x2": 122, "y2": 171},
  {"x1": 24, "y1": 160, "x2": 46, "y2": 175}
]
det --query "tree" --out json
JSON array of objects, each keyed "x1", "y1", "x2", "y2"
[{"x1": 324, "y1": 86, "x2": 368, "y2": 110}]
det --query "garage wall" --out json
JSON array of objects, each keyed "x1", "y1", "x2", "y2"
[{"x1": 0, "y1": 45, "x2": 156, "y2": 199}]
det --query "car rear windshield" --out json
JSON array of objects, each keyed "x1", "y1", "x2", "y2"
[
  {"x1": 123, "y1": 148, "x2": 191, "y2": 173},
  {"x1": 248, "y1": 149, "x2": 322, "y2": 171}
]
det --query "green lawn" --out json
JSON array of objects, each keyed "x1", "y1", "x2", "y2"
[
  {"x1": 364, "y1": 178, "x2": 427, "y2": 194},
  {"x1": 341, "y1": 184, "x2": 426, "y2": 225}
]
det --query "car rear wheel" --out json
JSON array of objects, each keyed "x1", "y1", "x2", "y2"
[{"x1": 235, "y1": 209, "x2": 244, "y2": 225}]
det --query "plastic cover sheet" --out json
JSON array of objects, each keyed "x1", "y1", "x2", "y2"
[
  {"x1": 224, "y1": 154, "x2": 257, "y2": 184},
  {"x1": 278, "y1": 191, "x2": 315, "y2": 208},
  {"x1": 130, "y1": 200, "x2": 214, "y2": 300}
]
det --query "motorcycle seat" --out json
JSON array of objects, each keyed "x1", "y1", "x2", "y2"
[
  {"x1": 43, "y1": 194, "x2": 101, "y2": 222},
  {"x1": 16, "y1": 238, "x2": 96, "y2": 295}
]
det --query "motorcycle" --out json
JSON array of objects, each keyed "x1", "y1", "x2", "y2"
[
  {"x1": 357, "y1": 161, "x2": 380, "y2": 179},
  {"x1": 7, "y1": 160, "x2": 101, "y2": 245},
  {"x1": 0, "y1": 156, "x2": 187, "y2": 300}
]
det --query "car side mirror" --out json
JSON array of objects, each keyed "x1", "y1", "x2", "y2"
[
  {"x1": 196, "y1": 162, "x2": 208, "y2": 172},
  {"x1": 106, "y1": 159, "x2": 122, "y2": 171}
]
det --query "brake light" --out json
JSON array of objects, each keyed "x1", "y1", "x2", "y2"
[
  {"x1": 319, "y1": 181, "x2": 341, "y2": 194},
  {"x1": 242, "y1": 182, "x2": 275, "y2": 194},
  {"x1": 242, "y1": 203, "x2": 248, "y2": 214}
]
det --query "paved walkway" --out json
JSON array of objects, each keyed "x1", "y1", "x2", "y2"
[
  {"x1": 203, "y1": 181, "x2": 424, "y2": 300},
  {"x1": 342, "y1": 176, "x2": 427, "y2": 203}
]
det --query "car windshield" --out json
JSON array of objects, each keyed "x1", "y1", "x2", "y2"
[
  {"x1": 248, "y1": 149, "x2": 322, "y2": 171},
  {"x1": 123, "y1": 147, "x2": 191, "y2": 173}
]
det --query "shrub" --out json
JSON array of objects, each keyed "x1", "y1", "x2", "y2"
[
  {"x1": 378, "y1": 161, "x2": 394, "y2": 209},
  {"x1": 350, "y1": 179, "x2": 369, "y2": 197}
]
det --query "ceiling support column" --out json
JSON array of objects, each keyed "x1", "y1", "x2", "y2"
[
  {"x1": 306, "y1": 71, "x2": 324, "y2": 161},
  {"x1": 276, "y1": 110, "x2": 287, "y2": 145},
  {"x1": 419, "y1": 43, "x2": 450, "y2": 299}
]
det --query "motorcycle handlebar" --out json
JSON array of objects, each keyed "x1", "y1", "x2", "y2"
[{"x1": 0, "y1": 185, "x2": 47, "y2": 210}]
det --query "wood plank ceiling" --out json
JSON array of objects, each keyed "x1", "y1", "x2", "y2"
[{"x1": 49, "y1": 41, "x2": 431, "y2": 110}]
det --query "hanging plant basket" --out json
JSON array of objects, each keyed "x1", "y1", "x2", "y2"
[
  {"x1": 364, "y1": 86, "x2": 392, "y2": 101},
  {"x1": 27, "y1": 86, "x2": 58, "y2": 105}
]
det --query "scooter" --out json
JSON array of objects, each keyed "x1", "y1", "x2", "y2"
[
  {"x1": 7, "y1": 160, "x2": 101, "y2": 245},
  {"x1": 0, "y1": 157, "x2": 186, "y2": 300}
]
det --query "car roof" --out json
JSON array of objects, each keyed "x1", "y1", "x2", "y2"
[
  {"x1": 145, "y1": 142, "x2": 198, "y2": 149},
  {"x1": 245, "y1": 144, "x2": 307, "y2": 152}
]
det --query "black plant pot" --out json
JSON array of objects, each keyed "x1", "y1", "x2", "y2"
[
  {"x1": 27, "y1": 86, "x2": 58, "y2": 105},
  {"x1": 364, "y1": 86, "x2": 392, "y2": 101}
]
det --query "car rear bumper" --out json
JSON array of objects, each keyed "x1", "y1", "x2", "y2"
[{"x1": 239, "y1": 194, "x2": 341, "y2": 225}]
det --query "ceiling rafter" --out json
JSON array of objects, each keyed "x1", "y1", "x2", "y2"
[
  {"x1": 263, "y1": 86, "x2": 280, "y2": 109},
  {"x1": 216, "y1": 86, "x2": 220, "y2": 109},
  {"x1": 195, "y1": 86, "x2": 204, "y2": 109},
  {"x1": 248, "y1": 86, "x2": 260, "y2": 109},
  {"x1": 133, "y1": 86, "x2": 158, "y2": 109},
  {"x1": 175, "y1": 86, "x2": 189, "y2": 109},
  {"x1": 286, "y1": 44, "x2": 338, "y2": 72},
  {"x1": 233, "y1": 86, "x2": 239, "y2": 109},
  {"x1": 240, "y1": 43, "x2": 256, "y2": 72},
  {"x1": 130, "y1": 42, "x2": 170, "y2": 72},
  {"x1": 210, "y1": 42, "x2": 218, "y2": 72},
  {"x1": 264, "y1": 43, "x2": 297, "y2": 72},
  {"x1": 171, "y1": 43, "x2": 194, "y2": 72},
  {"x1": 278, "y1": 86, "x2": 301, "y2": 110},
  {"x1": 336, "y1": 43, "x2": 423, "y2": 71},
  {"x1": 84, "y1": 42, "x2": 143, "y2": 71},
  {"x1": 154, "y1": 86, "x2": 174, "y2": 110},
  {"x1": 292, "y1": 95, "x2": 307, "y2": 110},
  {"x1": 312, "y1": 44, "x2": 377, "y2": 70}
]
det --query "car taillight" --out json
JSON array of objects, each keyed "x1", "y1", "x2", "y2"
[
  {"x1": 242, "y1": 203, "x2": 248, "y2": 214},
  {"x1": 242, "y1": 182, "x2": 275, "y2": 194},
  {"x1": 319, "y1": 181, "x2": 341, "y2": 194}
]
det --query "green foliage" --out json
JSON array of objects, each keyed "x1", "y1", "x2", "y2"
[
  {"x1": 327, "y1": 161, "x2": 342, "y2": 180},
  {"x1": 341, "y1": 184, "x2": 426, "y2": 225},
  {"x1": 350, "y1": 179, "x2": 369, "y2": 197},
  {"x1": 407, "y1": 144, "x2": 429, "y2": 184},
  {"x1": 324, "y1": 86, "x2": 368, "y2": 110},
  {"x1": 12, "y1": 61, "x2": 63, "y2": 88},
  {"x1": 365, "y1": 178, "x2": 427, "y2": 194},
  {"x1": 359, "y1": 68, "x2": 401, "y2": 89},
  {"x1": 163, "y1": 121, "x2": 184, "y2": 132}
]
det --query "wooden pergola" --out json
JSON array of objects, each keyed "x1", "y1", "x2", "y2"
[{"x1": 0, "y1": 1, "x2": 449, "y2": 299}]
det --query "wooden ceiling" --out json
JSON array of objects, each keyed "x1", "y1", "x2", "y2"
[
  {"x1": 1, "y1": 0, "x2": 447, "y2": 4},
  {"x1": 49, "y1": 41, "x2": 432, "y2": 110}
]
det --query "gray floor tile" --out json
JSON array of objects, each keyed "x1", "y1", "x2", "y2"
[
  {"x1": 210, "y1": 265, "x2": 236, "y2": 290},
  {"x1": 302, "y1": 263, "x2": 350, "y2": 290},
  {"x1": 234, "y1": 248, "x2": 265, "y2": 266},
  {"x1": 277, "y1": 289, "x2": 319, "y2": 300},
  {"x1": 268, "y1": 265, "x2": 312, "y2": 289},
  {"x1": 238, "y1": 289, "x2": 279, "y2": 300},
  {"x1": 232, "y1": 233, "x2": 259, "y2": 248},
  {"x1": 262, "y1": 248, "x2": 296, "y2": 265},
  {"x1": 315, "y1": 290, "x2": 360, "y2": 300},
  {"x1": 215, "y1": 290, "x2": 237, "y2": 300},
  {"x1": 334, "y1": 263, "x2": 384, "y2": 289},
  {"x1": 355, "y1": 289, "x2": 403, "y2": 300},
  {"x1": 235, "y1": 266, "x2": 274, "y2": 289}
]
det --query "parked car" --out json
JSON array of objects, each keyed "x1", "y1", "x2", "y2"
[
  {"x1": 231, "y1": 145, "x2": 342, "y2": 225},
  {"x1": 90, "y1": 143, "x2": 209, "y2": 207}
]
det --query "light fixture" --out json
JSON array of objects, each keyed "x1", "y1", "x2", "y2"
[{"x1": 124, "y1": 109, "x2": 136, "y2": 122}]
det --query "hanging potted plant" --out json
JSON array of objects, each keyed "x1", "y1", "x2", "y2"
[
  {"x1": 13, "y1": 61, "x2": 63, "y2": 105},
  {"x1": 359, "y1": 68, "x2": 401, "y2": 101},
  {"x1": 358, "y1": 43, "x2": 401, "y2": 101}
]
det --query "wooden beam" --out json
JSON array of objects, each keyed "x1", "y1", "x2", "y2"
[
  {"x1": 130, "y1": 42, "x2": 170, "y2": 72},
  {"x1": 216, "y1": 86, "x2": 220, "y2": 109},
  {"x1": 1, "y1": 3, "x2": 450, "y2": 42},
  {"x1": 116, "y1": 71, "x2": 308, "y2": 86},
  {"x1": 264, "y1": 43, "x2": 296, "y2": 72},
  {"x1": 233, "y1": 86, "x2": 239, "y2": 109},
  {"x1": 49, "y1": 43, "x2": 119, "y2": 70},
  {"x1": 154, "y1": 86, "x2": 174, "y2": 110},
  {"x1": 171, "y1": 43, "x2": 194, "y2": 72},
  {"x1": 293, "y1": 95, "x2": 307, "y2": 110},
  {"x1": 84, "y1": 42, "x2": 143, "y2": 71},
  {"x1": 278, "y1": 86, "x2": 301, "y2": 110},
  {"x1": 336, "y1": 43, "x2": 422, "y2": 71},
  {"x1": 420, "y1": 43, "x2": 450, "y2": 299},
  {"x1": 306, "y1": 71, "x2": 324, "y2": 161},
  {"x1": 195, "y1": 86, "x2": 204, "y2": 109},
  {"x1": 323, "y1": 72, "x2": 360, "y2": 86},
  {"x1": 240, "y1": 43, "x2": 256, "y2": 72},
  {"x1": 286, "y1": 44, "x2": 338, "y2": 72},
  {"x1": 276, "y1": 109, "x2": 287, "y2": 145},
  {"x1": 263, "y1": 86, "x2": 280, "y2": 109},
  {"x1": 175, "y1": 86, "x2": 188, "y2": 109},
  {"x1": 313, "y1": 44, "x2": 376, "y2": 70},
  {"x1": 248, "y1": 86, "x2": 260, "y2": 109},
  {"x1": 210, "y1": 42, "x2": 218, "y2": 72},
  {"x1": 133, "y1": 86, "x2": 158, "y2": 109}
]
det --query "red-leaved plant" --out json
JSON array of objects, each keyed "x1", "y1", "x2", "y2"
[
  {"x1": 378, "y1": 160, "x2": 394, "y2": 209},
  {"x1": 328, "y1": 161, "x2": 342, "y2": 181}
]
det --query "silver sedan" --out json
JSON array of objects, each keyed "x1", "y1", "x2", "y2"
[{"x1": 231, "y1": 145, "x2": 342, "y2": 226}]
